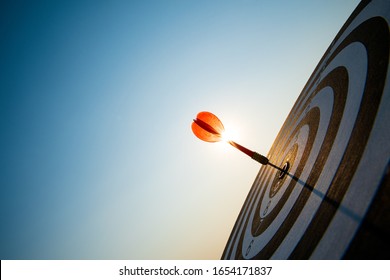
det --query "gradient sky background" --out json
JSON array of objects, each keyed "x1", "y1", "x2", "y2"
[{"x1": 1, "y1": 0, "x2": 360, "y2": 259}]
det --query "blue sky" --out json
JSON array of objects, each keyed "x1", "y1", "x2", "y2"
[{"x1": 0, "y1": 0, "x2": 359, "y2": 259}]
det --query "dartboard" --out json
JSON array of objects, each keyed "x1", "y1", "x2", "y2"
[{"x1": 222, "y1": 0, "x2": 390, "y2": 260}]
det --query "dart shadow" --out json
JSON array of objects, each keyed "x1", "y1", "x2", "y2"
[{"x1": 284, "y1": 172, "x2": 362, "y2": 223}]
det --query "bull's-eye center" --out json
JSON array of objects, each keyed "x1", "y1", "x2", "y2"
[{"x1": 279, "y1": 162, "x2": 290, "y2": 179}]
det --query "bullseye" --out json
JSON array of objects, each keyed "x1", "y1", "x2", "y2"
[{"x1": 278, "y1": 162, "x2": 290, "y2": 179}]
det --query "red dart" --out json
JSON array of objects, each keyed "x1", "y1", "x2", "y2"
[{"x1": 191, "y1": 111, "x2": 275, "y2": 167}]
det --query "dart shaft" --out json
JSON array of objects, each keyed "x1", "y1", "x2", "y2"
[
  {"x1": 228, "y1": 141, "x2": 287, "y2": 174},
  {"x1": 228, "y1": 141, "x2": 253, "y2": 157},
  {"x1": 228, "y1": 141, "x2": 269, "y2": 165}
]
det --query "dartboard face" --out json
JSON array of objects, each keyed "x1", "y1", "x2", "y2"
[{"x1": 222, "y1": 0, "x2": 390, "y2": 260}]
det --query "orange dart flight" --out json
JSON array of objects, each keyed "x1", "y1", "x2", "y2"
[{"x1": 191, "y1": 111, "x2": 225, "y2": 142}]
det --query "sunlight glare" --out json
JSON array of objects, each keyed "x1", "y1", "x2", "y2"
[{"x1": 221, "y1": 124, "x2": 240, "y2": 143}]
